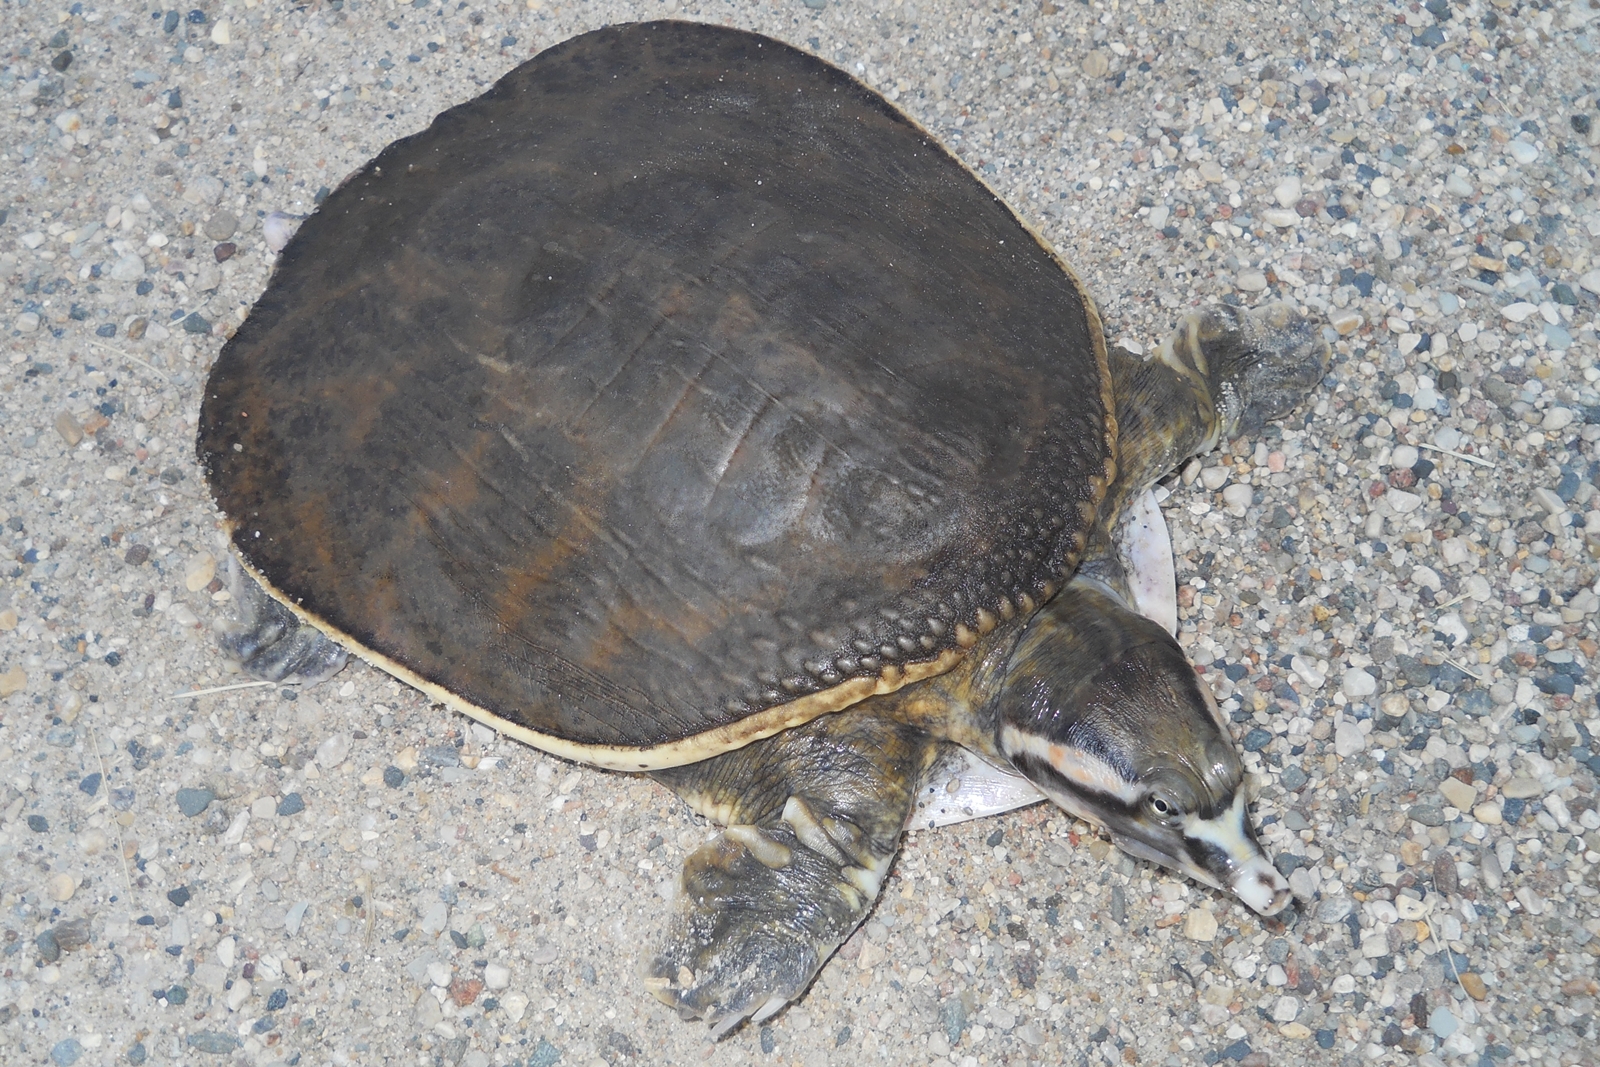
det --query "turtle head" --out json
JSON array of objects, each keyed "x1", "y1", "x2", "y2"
[{"x1": 992, "y1": 580, "x2": 1290, "y2": 916}]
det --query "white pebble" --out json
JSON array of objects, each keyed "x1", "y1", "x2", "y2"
[
  {"x1": 1370, "y1": 176, "x2": 1392, "y2": 198},
  {"x1": 15, "y1": 312, "x2": 40, "y2": 332},
  {"x1": 1341, "y1": 668, "x2": 1377, "y2": 699},
  {"x1": 1273, "y1": 176, "x2": 1302, "y2": 208},
  {"x1": 1507, "y1": 141, "x2": 1538, "y2": 164},
  {"x1": 1541, "y1": 407, "x2": 1575, "y2": 432},
  {"x1": 1221, "y1": 484, "x2": 1253, "y2": 509},
  {"x1": 1433, "y1": 427, "x2": 1461, "y2": 450},
  {"x1": 1235, "y1": 270, "x2": 1268, "y2": 293},
  {"x1": 1291, "y1": 656, "x2": 1325, "y2": 689},
  {"x1": 1500, "y1": 302, "x2": 1539, "y2": 323},
  {"x1": 1580, "y1": 271, "x2": 1600, "y2": 296},
  {"x1": 1334, "y1": 720, "x2": 1366, "y2": 756},
  {"x1": 1272, "y1": 996, "x2": 1300, "y2": 1023},
  {"x1": 1445, "y1": 172, "x2": 1474, "y2": 197},
  {"x1": 316, "y1": 732, "x2": 352, "y2": 767},
  {"x1": 1262, "y1": 209, "x2": 1300, "y2": 228},
  {"x1": 484, "y1": 961, "x2": 512, "y2": 990},
  {"x1": 1147, "y1": 205, "x2": 1170, "y2": 230},
  {"x1": 1200, "y1": 466, "x2": 1230, "y2": 490},
  {"x1": 1385, "y1": 489, "x2": 1423, "y2": 514},
  {"x1": 427, "y1": 961, "x2": 452, "y2": 987},
  {"x1": 1391, "y1": 445, "x2": 1419, "y2": 468},
  {"x1": 109, "y1": 253, "x2": 145, "y2": 282}
]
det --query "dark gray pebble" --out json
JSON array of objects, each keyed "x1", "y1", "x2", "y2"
[
  {"x1": 50, "y1": 1038, "x2": 82, "y2": 1066},
  {"x1": 175, "y1": 786, "x2": 214, "y2": 817},
  {"x1": 1281, "y1": 765, "x2": 1309, "y2": 790},
  {"x1": 127, "y1": 1042, "x2": 147, "y2": 1065},
  {"x1": 54, "y1": 918, "x2": 92, "y2": 951},
  {"x1": 1242, "y1": 728, "x2": 1273, "y2": 752},
  {"x1": 277, "y1": 792, "x2": 306, "y2": 816},
  {"x1": 78, "y1": 772, "x2": 101, "y2": 796},
  {"x1": 527, "y1": 1038, "x2": 562, "y2": 1067},
  {"x1": 1109, "y1": 884, "x2": 1127, "y2": 925},
  {"x1": 27, "y1": 814, "x2": 48, "y2": 833},
  {"x1": 167, "y1": 885, "x2": 191, "y2": 908},
  {"x1": 181, "y1": 312, "x2": 210, "y2": 334},
  {"x1": 383, "y1": 766, "x2": 405, "y2": 788},
  {"x1": 938, "y1": 998, "x2": 968, "y2": 1043},
  {"x1": 36, "y1": 929, "x2": 61, "y2": 962}
]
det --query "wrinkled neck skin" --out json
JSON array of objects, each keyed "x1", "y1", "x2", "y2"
[{"x1": 976, "y1": 577, "x2": 1290, "y2": 916}]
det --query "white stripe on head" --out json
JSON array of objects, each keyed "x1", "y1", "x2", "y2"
[{"x1": 999, "y1": 724, "x2": 1141, "y2": 806}]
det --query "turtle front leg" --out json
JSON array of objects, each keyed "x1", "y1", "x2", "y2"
[
  {"x1": 647, "y1": 714, "x2": 940, "y2": 1036},
  {"x1": 1110, "y1": 303, "x2": 1329, "y2": 497},
  {"x1": 217, "y1": 556, "x2": 349, "y2": 684}
]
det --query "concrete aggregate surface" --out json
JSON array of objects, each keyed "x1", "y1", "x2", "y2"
[{"x1": 2, "y1": 0, "x2": 1599, "y2": 1065}]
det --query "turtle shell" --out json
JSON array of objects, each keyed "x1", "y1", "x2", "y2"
[{"x1": 197, "y1": 20, "x2": 1113, "y2": 769}]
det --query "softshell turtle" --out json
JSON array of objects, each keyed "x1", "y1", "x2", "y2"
[{"x1": 197, "y1": 21, "x2": 1328, "y2": 1033}]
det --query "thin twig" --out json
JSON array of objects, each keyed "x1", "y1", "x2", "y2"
[
  {"x1": 88, "y1": 340, "x2": 170, "y2": 381},
  {"x1": 1418, "y1": 442, "x2": 1496, "y2": 469},
  {"x1": 1443, "y1": 657, "x2": 1483, "y2": 681},
  {"x1": 167, "y1": 680, "x2": 277, "y2": 700}
]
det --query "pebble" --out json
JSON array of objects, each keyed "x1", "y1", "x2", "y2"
[
  {"x1": 1507, "y1": 140, "x2": 1538, "y2": 164},
  {"x1": 1429, "y1": 1007, "x2": 1458, "y2": 1039},
  {"x1": 1271, "y1": 995, "x2": 1299, "y2": 1023},
  {"x1": 1333, "y1": 720, "x2": 1366, "y2": 757},
  {"x1": 204, "y1": 211, "x2": 238, "y2": 241},
  {"x1": 46, "y1": 873, "x2": 76, "y2": 902},
  {"x1": 109, "y1": 253, "x2": 145, "y2": 281},
  {"x1": 50, "y1": 1039, "x2": 83, "y2": 1067},
  {"x1": 1273, "y1": 176, "x2": 1302, "y2": 208},
  {"x1": 1184, "y1": 906, "x2": 1218, "y2": 941},
  {"x1": 175, "y1": 786, "x2": 215, "y2": 817},
  {"x1": 1235, "y1": 270, "x2": 1268, "y2": 292},
  {"x1": 1221, "y1": 484, "x2": 1253, "y2": 509},
  {"x1": 1341, "y1": 668, "x2": 1376, "y2": 699},
  {"x1": 1460, "y1": 973, "x2": 1488, "y2": 1000},
  {"x1": 1437, "y1": 778, "x2": 1475, "y2": 811},
  {"x1": 264, "y1": 212, "x2": 299, "y2": 252},
  {"x1": 184, "y1": 554, "x2": 216, "y2": 592}
]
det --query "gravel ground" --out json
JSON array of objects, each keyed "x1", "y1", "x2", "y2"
[{"x1": 3, "y1": 1, "x2": 1600, "y2": 1065}]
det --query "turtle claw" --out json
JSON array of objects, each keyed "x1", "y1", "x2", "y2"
[
  {"x1": 218, "y1": 556, "x2": 348, "y2": 685},
  {"x1": 646, "y1": 819, "x2": 883, "y2": 1037}
]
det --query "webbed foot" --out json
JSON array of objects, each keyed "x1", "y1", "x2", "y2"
[
  {"x1": 646, "y1": 801, "x2": 888, "y2": 1036},
  {"x1": 646, "y1": 714, "x2": 938, "y2": 1036},
  {"x1": 218, "y1": 556, "x2": 348, "y2": 684}
]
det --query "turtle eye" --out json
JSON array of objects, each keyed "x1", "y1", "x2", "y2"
[{"x1": 1145, "y1": 790, "x2": 1187, "y2": 824}]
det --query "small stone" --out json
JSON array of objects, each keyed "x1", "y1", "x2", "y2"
[
  {"x1": 1337, "y1": 668, "x2": 1376, "y2": 700},
  {"x1": 0, "y1": 666, "x2": 27, "y2": 697},
  {"x1": 1502, "y1": 777, "x2": 1544, "y2": 798},
  {"x1": 47, "y1": 873, "x2": 76, "y2": 902},
  {"x1": 181, "y1": 312, "x2": 211, "y2": 335},
  {"x1": 1273, "y1": 176, "x2": 1303, "y2": 208},
  {"x1": 1081, "y1": 50, "x2": 1110, "y2": 78},
  {"x1": 1500, "y1": 301, "x2": 1539, "y2": 322},
  {"x1": 264, "y1": 212, "x2": 299, "y2": 252},
  {"x1": 1272, "y1": 995, "x2": 1300, "y2": 1022},
  {"x1": 109, "y1": 253, "x2": 145, "y2": 282},
  {"x1": 1507, "y1": 140, "x2": 1538, "y2": 164},
  {"x1": 1386, "y1": 489, "x2": 1423, "y2": 514},
  {"x1": 175, "y1": 786, "x2": 215, "y2": 817},
  {"x1": 204, "y1": 211, "x2": 238, "y2": 241},
  {"x1": 1236, "y1": 270, "x2": 1268, "y2": 292},
  {"x1": 1459, "y1": 973, "x2": 1488, "y2": 1000},
  {"x1": 277, "y1": 792, "x2": 306, "y2": 816},
  {"x1": 1262, "y1": 208, "x2": 1299, "y2": 228},
  {"x1": 186, "y1": 1031, "x2": 240, "y2": 1055},
  {"x1": 51, "y1": 1039, "x2": 83, "y2": 1067},
  {"x1": 0, "y1": 610, "x2": 15, "y2": 631},
  {"x1": 54, "y1": 411, "x2": 84, "y2": 446},
  {"x1": 1428, "y1": 1006, "x2": 1457, "y2": 1038},
  {"x1": 1579, "y1": 271, "x2": 1600, "y2": 296},
  {"x1": 1445, "y1": 172, "x2": 1475, "y2": 197},
  {"x1": 1199, "y1": 160, "x2": 1225, "y2": 183},
  {"x1": 1473, "y1": 801, "x2": 1503, "y2": 825},
  {"x1": 1329, "y1": 309, "x2": 1363, "y2": 335},
  {"x1": 16, "y1": 311, "x2": 40, "y2": 332},
  {"x1": 214, "y1": 241, "x2": 236, "y2": 262},
  {"x1": 1221, "y1": 484, "x2": 1253, "y2": 509},
  {"x1": 1279, "y1": 1022, "x2": 1311, "y2": 1039},
  {"x1": 184, "y1": 554, "x2": 216, "y2": 592},
  {"x1": 484, "y1": 961, "x2": 511, "y2": 990},
  {"x1": 1438, "y1": 778, "x2": 1475, "y2": 810},
  {"x1": 1334, "y1": 720, "x2": 1365, "y2": 757},
  {"x1": 1184, "y1": 906, "x2": 1218, "y2": 941}
]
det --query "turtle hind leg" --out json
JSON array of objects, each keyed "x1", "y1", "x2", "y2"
[
  {"x1": 217, "y1": 556, "x2": 348, "y2": 685},
  {"x1": 647, "y1": 714, "x2": 939, "y2": 1036},
  {"x1": 1110, "y1": 302, "x2": 1329, "y2": 495}
]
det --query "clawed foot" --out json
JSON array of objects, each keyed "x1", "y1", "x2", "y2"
[
  {"x1": 217, "y1": 556, "x2": 349, "y2": 684},
  {"x1": 646, "y1": 799, "x2": 890, "y2": 1037}
]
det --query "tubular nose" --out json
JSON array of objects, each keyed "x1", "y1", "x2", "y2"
[{"x1": 1232, "y1": 858, "x2": 1291, "y2": 916}]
